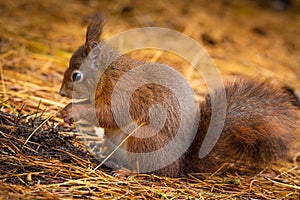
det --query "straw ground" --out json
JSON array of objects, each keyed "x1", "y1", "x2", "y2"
[{"x1": 1, "y1": 0, "x2": 299, "y2": 199}]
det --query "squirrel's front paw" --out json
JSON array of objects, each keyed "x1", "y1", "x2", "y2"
[{"x1": 61, "y1": 103, "x2": 76, "y2": 125}]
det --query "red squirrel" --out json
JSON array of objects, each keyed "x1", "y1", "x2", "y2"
[{"x1": 59, "y1": 15, "x2": 298, "y2": 177}]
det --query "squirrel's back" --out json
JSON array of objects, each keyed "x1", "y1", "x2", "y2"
[{"x1": 183, "y1": 77, "x2": 298, "y2": 174}]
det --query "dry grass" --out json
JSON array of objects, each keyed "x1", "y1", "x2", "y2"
[{"x1": 0, "y1": 0, "x2": 300, "y2": 199}]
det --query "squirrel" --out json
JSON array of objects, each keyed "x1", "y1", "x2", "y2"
[{"x1": 59, "y1": 15, "x2": 299, "y2": 177}]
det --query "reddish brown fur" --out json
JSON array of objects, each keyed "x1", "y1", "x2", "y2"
[{"x1": 60, "y1": 15, "x2": 298, "y2": 177}]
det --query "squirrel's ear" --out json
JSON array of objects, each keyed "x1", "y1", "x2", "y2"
[
  {"x1": 90, "y1": 44, "x2": 100, "y2": 70},
  {"x1": 85, "y1": 14, "x2": 104, "y2": 53}
]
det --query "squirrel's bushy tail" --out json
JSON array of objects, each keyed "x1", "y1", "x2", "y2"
[{"x1": 184, "y1": 77, "x2": 298, "y2": 173}]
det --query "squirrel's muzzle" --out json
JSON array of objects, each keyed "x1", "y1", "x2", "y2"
[{"x1": 59, "y1": 86, "x2": 67, "y2": 97}]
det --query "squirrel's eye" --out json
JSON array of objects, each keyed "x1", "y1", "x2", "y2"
[{"x1": 71, "y1": 70, "x2": 83, "y2": 82}]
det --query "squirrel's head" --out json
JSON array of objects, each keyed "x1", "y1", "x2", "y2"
[{"x1": 59, "y1": 14, "x2": 104, "y2": 100}]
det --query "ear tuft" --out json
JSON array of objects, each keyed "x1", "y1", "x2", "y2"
[{"x1": 85, "y1": 14, "x2": 105, "y2": 53}]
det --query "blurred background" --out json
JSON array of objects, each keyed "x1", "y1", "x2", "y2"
[{"x1": 0, "y1": 0, "x2": 299, "y2": 113}]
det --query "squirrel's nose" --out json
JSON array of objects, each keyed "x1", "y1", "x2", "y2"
[{"x1": 59, "y1": 87, "x2": 66, "y2": 97}]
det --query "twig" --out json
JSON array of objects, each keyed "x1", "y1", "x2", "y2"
[
  {"x1": 89, "y1": 123, "x2": 146, "y2": 174},
  {"x1": 265, "y1": 177, "x2": 300, "y2": 190}
]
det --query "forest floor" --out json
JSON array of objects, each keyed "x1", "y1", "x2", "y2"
[{"x1": 0, "y1": 0, "x2": 300, "y2": 199}]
